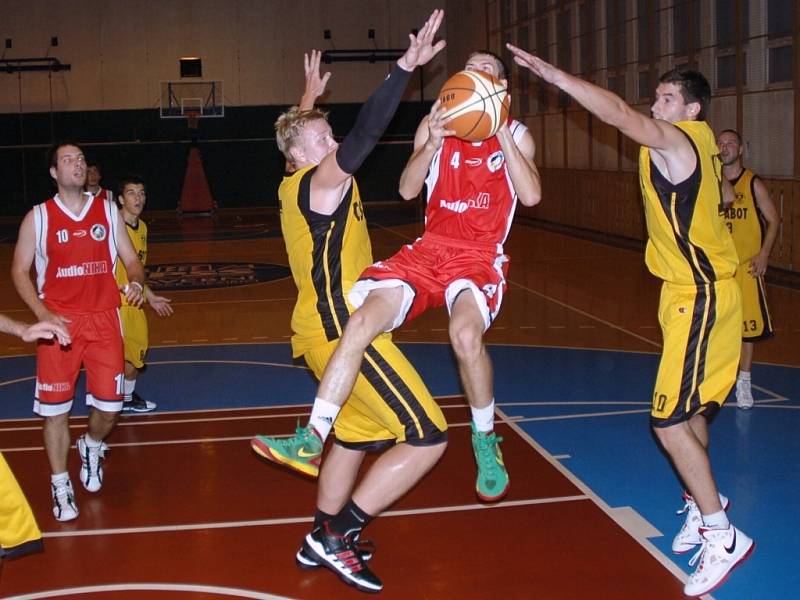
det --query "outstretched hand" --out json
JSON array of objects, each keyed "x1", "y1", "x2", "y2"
[
  {"x1": 147, "y1": 291, "x2": 174, "y2": 317},
  {"x1": 505, "y1": 43, "x2": 563, "y2": 86},
  {"x1": 304, "y1": 50, "x2": 331, "y2": 101},
  {"x1": 398, "y1": 9, "x2": 446, "y2": 71},
  {"x1": 22, "y1": 320, "x2": 71, "y2": 345}
]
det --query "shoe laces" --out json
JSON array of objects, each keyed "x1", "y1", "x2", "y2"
[
  {"x1": 688, "y1": 539, "x2": 707, "y2": 569},
  {"x1": 84, "y1": 443, "x2": 102, "y2": 473},
  {"x1": 53, "y1": 480, "x2": 73, "y2": 504},
  {"x1": 289, "y1": 423, "x2": 322, "y2": 452},
  {"x1": 474, "y1": 431, "x2": 504, "y2": 472},
  {"x1": 676, "y1": 492, "x2": 696, "y2": 516}
]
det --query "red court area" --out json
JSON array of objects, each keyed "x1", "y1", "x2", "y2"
[{"x1": 0, "y1": 403, "x2": 685, "y2": 599}]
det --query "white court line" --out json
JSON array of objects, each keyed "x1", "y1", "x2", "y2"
[
  {"x1": 3, "y1": 583, "x2": 293, "y2": 600},
  {"x1": 39, "y1": 495, "x2": 589, "y2": 539},
  {"x1": 0, "y1": 419, "x2": 480, "y2": 452},
  {"x1": 511, "y1": 408, "x2": 651, "y2": 422},
  {"x1": 508, "y1": 279, "x2": 662, "y2": 349},
  {"x1": 493, "y1": 407, "x2": 703, "y2": 596}
]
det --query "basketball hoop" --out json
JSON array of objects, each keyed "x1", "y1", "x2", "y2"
[{"x1": 186, "y1": 110, "x2": 200, "y2": 130}]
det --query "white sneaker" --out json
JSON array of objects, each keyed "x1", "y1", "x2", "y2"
[
  {"x1": 77, "y1": 435, "x2": 104, "y2": 492},
  {"x1": 684, "y1": 525, "x2": 754, "y2": 596},
  {"x1": 51, "y1": 478, "x2": 79, "y2": 521},
  {"x1": 672, "y1": 492, "x2": 730, "y2": 554},
  {"x1": 735, "y1": 378, "x2": 754, "y2": 409}
]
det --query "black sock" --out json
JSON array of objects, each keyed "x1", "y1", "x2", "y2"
[
  {"x1": 313, "y1": 508, "x2": 335, "y2": 530},
  {"x1": 328, "y1": 499, "x2": 373, "y2": 538}
]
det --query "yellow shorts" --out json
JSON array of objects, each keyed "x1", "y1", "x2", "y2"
[
  {"x1": 120, "y1": 305, "x2": 148, "y2": 369},
  {"x1": 0, "y1": 453, "x2": 42, "y2": 557},
  {"x1": 651, "y1": 278, "x2": 741, "y2": 426},
  {"x1": 735, "y1": 263, "x2": 774, "y2": 341},
  {"x1": 303, "y1": 335, "x2": 447, "y2": 447}
]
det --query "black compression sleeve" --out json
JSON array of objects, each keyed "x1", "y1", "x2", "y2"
[{"x1": 335, "y1": 64, "x2": 413, "y2": 174}]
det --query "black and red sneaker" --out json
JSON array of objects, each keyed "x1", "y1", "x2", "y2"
[
  {"x1": 301, "y1": 524, "x2": 382, "y2": 593},
  {"x1": 296, "y1": 534, "x2": 374, "y2": 570}
]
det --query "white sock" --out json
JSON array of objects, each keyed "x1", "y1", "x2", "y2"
[
  {"x1": 83, "y1": 433, "x2": 103, "y2": 448},
  {"x1": 738, "y1": 370, "x2": 751, "y2": 381},
  {"x1": 51, "y1": 472, "x2": 69, "y2": 485},
  {"x1": 702, "y1": 509, "x2": 730, "y2": 530},
  {"x1": 471, "y1": 400, "x2": 496, "y2": 433},
  {"x1": 123, "y1": 378, "x2": 136, "y2": 401},
  {"x1": 309, "y1": 397, "x2": 340, "y2": 441}
]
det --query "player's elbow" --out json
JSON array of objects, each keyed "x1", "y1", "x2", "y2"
[{"x1": 398, "y1": 184, "x2": 420, "y2": 201}]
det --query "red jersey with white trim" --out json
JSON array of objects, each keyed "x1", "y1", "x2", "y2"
[
  {"x1": 33, "y1": 194, "x2": 121, "y2": 315},
  {"x1": 423, "y1": 119, "x2": 527, "y2": 247},
  {"x1": 92, "y1": 188, "x2": 113, "y2": 204}
]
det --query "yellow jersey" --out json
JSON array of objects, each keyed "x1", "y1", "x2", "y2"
[
  {"x1": 279, "y1": 166, "x2": 379, "y2": 357},
  {"x1": 115, "y1": 218, "x2": 148, "y2": 306},
  {"x1": 639, "y1": 120, "x2": 738, "y2": 285},
  {"x1": 723, "y1": 169, "x2": 764, "y2": 263}
]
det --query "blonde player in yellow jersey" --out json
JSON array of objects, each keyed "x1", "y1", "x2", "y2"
[
  {"x1": 114, "y1": 176, "x2": 173, "y2": 413},
  {"x1": 717, "y1": 129, "x2": 778, "y2": 409},
  {"x1": 507, "y1": 45, "x2": 754, "y2": 596},
  {"x1": 250, "y1": 11, "x2": 446, "y2": 593},
  {"x1": 0, "y1": 312, "x2": 69, "y2": 560}
]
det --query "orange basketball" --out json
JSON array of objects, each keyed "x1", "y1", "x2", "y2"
[{"x1": 438, "y1": 70, "x2": 510, "y2": 142}]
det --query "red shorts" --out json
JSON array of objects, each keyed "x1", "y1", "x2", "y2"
[
  {"x1": 34, "y1": 308, "x2": 124, "y2": 417},
  {"x1": 349, "y1": 232, "x2": 509, "y2": 331}
]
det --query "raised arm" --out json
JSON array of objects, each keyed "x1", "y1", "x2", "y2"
[
  {"x1": 506, "y1": 44, "x2": 694, "y2": 172},
  {"x1": 298, "y1": 50, "x2": 331, "y2": 111},
  {"x1": 310, "y1": 9, "x2": 446, "y2": 214},
  {"x1": 750, "y1": 177, "x2": 780, "y2": 277}
]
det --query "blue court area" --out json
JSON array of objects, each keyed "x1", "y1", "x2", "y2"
[{"x1": 1, "y1": 342, "x2": 797, "y2": 599}]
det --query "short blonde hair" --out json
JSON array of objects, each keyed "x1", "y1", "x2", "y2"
[{"x1": 275, "y1": 107, "x2": 329, "y2": 162}]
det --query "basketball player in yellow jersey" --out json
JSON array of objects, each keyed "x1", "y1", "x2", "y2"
[
  {"x1": 114, "y1": 176, "x2": 173, "y2": 413},
  {"x1": 0, "y1": 312, "x2": 69, "y2": 560},
  {"x1": 250, "y1": 11, "x2": 446, "y2": 593},
  {"x1": 717, "y1": 129, "x2": 778, "y2": 409},
  {"x1": 508, "y1": 45, "x2": 754, "y2": 596}
]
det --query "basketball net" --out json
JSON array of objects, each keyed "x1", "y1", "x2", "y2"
[{"x1": 186, "y1": 110, "x2": 200, "y2": 130}]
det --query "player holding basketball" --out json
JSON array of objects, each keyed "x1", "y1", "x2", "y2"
[
  {"x1": 717, "y1": 129, "x2": 778, "y2": 409},
  {"x1": 254, "y1": 49, "x2": 540, "y2": 506},
  {"x1": 0, "y1": 313, "x2": 70, "y2": 559},
  {"x1": 11, "y1": 142, "x2": 145, "y2": 522},
  {"x1": 115, "y1": 175, "x2": 174, "y2": 413},
  {"x1": 252, "y1": 11, "x2": 447, "y2": 593},
  {"x1": 506, "y1": 45, "x2": 754, "y2": 596}
]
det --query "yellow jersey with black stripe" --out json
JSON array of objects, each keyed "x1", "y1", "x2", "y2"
[
  {"x1": 639, "y1": 120, "x2": 738, "y2": 285},
  {"x1": 723, "y1": 169, "x2": 764, "y2": 263},
  {"x1": 115, "y1": 219, "x2": 147, "y2": 306},
  {"x1": 279, "y1": 166, "x2": 377, "y2": 357}
]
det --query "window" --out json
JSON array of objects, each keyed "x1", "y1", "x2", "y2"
[
  {"x1": 637, "y1": 0, "x2": 660, "y2": 64},
  {"x1": 769, "y1": 45, "x2": 793, "y2": 83},
  {"x1": 536, "y1": 16, "x2": 550, "y2": 111},
  {"x1": 716, "y1": 0, "x2": 749, "y2": 47},
  {"x1": 674, "y1": 0, "x2": 701, "y2": 57},
  {"x1": 717, "y1": 53, "x2": 747, "y2": 88},
  {"x1": 579, "y1": 1, "x2": 596, "y2": 76},
  {"x1": 606, "y1": 0, "x2": 627, "y2": 70}
]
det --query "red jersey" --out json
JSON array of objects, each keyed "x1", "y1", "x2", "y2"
[
  {"x1": 33, "y1": 194, "x2": 122, "y2": 315},
  {"x1": 92, "y1": 188, "x2": 113, "y2": 204},
  {"x1": 423, "y1": 119, "x2": 528, "y2": 248}
]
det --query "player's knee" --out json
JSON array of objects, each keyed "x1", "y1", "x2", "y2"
[
  {"x1": 449, "y1": 322, "x2": 484, "y2": 362},
  {"x1": 343, "y1": 306, "x2": 386, "y2": 345}
]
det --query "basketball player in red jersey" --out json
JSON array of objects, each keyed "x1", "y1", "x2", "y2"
[
  {"x1": 257, "y1": 50, "x2": 540, "y2": 504},
  {"x1": 11, "y1": 142, "x2": 145, "y2": 522},
  {"x1": 85, "y1": 161, "x2": 113, "y2": 204}
]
